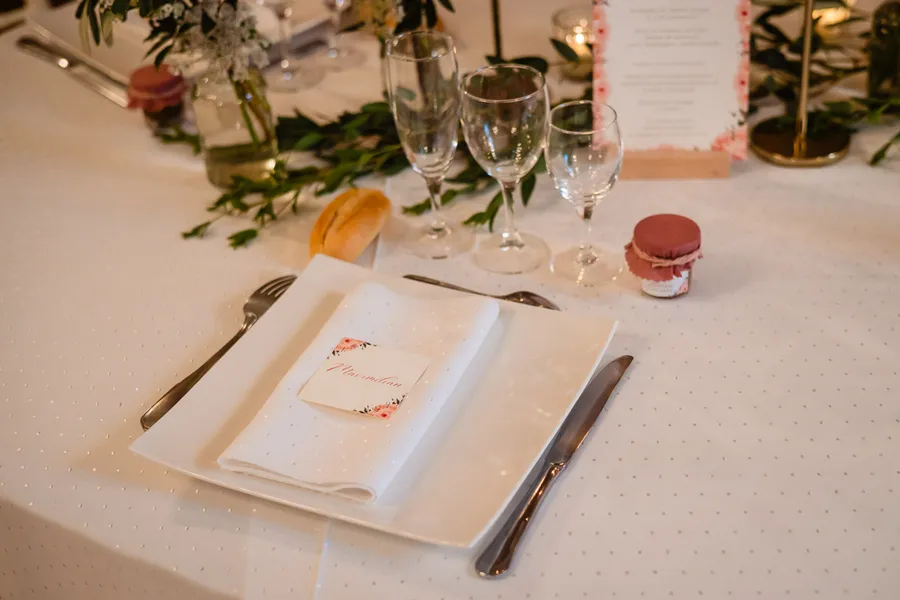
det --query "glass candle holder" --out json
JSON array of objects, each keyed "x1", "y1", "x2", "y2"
[{"x1": 552, "y1": 5, "x2": 594, "y2": 80}]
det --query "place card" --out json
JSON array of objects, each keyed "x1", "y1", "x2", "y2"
[
  {"x1": 593, "y1": 0, "x2": 750, "y2": 161},
  {"x1": 298, "y1": 338, "x2": 431, "y2": 420}
]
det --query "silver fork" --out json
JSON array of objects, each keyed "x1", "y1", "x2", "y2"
[{"x1": 140, "y1": 275, "x2": 297, "y2": 431}]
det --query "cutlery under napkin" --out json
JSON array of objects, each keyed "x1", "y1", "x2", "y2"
[{"x1": 218, "y1": 281, "x2": 500, "y2": 503}]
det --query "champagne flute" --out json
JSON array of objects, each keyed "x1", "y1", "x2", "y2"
[
  {"x1": 460, "y1": 64, "x2": 550, "y2": 274},
  {"x1": 257, "y1": 0, "x2": 324, "y2": 91},
  {"x1": 545, "y1": 100, "x2": 623, "y2": 285},
  {"x1": 385, "y1": 31, "x2": 473, "y2": 259}
]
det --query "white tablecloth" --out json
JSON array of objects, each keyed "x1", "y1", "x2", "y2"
[{"x1": 2, "y1": 2, "x2": 899, "y2": 599}]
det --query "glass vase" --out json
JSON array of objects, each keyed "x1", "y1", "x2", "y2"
[{"x1": 192, "y1": 71, "x2": 278, "y2": 188}]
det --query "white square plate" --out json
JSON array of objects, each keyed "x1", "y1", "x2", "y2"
[{"x1": 131, "y1": 256, "x2": 617, "y2": 547}]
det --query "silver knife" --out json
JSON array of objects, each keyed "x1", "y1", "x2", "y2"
[
  {"x1": 475, "y1": 355, "x2": 634, "y2": 578},
  {"x1": 16, "y1": 35, "x2": 129, "y2": 108}
]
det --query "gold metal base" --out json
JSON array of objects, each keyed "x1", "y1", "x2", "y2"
[{"x1": 750, "y1": 118, "x2": 851, "y2": 167}]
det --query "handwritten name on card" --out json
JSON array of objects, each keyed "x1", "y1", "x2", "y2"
[{"x1": 298, "y1": 338, "x2": 431, "y2": 420}]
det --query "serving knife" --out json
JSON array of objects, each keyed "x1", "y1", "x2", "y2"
[
  {"x1": 475, "y1": 355, "x2": 634, "y2": 578},
  {"x1": 16, "y1": 35, "x2": 129, "y2": 108}
]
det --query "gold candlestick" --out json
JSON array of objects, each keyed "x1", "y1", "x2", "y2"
[{"x1": 749, "y1": 0, "x2": 851, "y2": 167}]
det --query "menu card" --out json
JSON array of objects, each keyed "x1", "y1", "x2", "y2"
[{"x1": 593, "y1": 0, "x2": 750, "y2": 159}]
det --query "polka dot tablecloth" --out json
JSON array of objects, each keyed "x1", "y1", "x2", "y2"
[{"x1": 2, "y1": 16, "x2": 900, "y2": 600}]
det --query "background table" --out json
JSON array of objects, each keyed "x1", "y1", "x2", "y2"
[{"x1": 2, "y1": 1, "x2": 900, "y2": 599}]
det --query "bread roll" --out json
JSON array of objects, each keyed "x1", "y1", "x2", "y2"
[{"x1": 309, "y1": 188, "x2": 391, "y2": 262}]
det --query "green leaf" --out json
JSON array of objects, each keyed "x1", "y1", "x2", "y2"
[
  {"x1": 510, "y1": 56, "x2": 549, "y2": 74},
  {"x1": 101, "y1": 10, "x2": 115, "y2": 45},
  {"x1": 292, "y1": 132, "x2": 325, "y2": 151},
  {"x1": 110, "y1": 0, "x2": 130, "y2": 17},
  {"x1": 153, "y1": 44, "x2": 173, "y2": 68},
  {"x1": 201, "y1": 10, "x2": 216, "y2": 35},
  {"x1": 182, "y1": 221, "x2": 212, "y2": 239},
  {"x1": 395, "y1": 0, "x2": 422, "y2": 33},
  {"x1": 754, "y1": 48, "x2": 790, "y2": 71},
  {"x1": 316, "y1": 164, "x2": 354, "y2": 196},
  {"x1": 340, "y1": 21, "x2": 366, "y2": 33},
  {"x1": 88, "y1": 7, "x2": 101, "y2": 45},
  {"x1": 869, "y1": 129, "x2": 900, "y2": 166},
  {"x1": 437, "y1": 0, "x2": 454, "y2": 11},
  {"x1": 78, "y1": 12, "x2": 91, "y2": 50},
  {"x1": 254, "y1": 203, "x2": 277, "y2": 225},
  {"x1": 145, "y1": 34, "x2": 172, "y2": 58},
  {"x1": 402, "y1": 197, "x2": 432, "y2": 215},
  {"x1": 550, "y1": 38, "x2": 580, "y2": 62},
  {"x1": 361, "y1": 102, "x2": 390, "y2": 113},
  {"x1": 463, "y1": 191, "x2": 503, "y2": 231},
  {"x1": 756, "y1": 20, "x2": 791, "y2": 45},
  {"x1": 228, "y1": 229, "x2": 259, "y2": 249},
  {"x1": 754, "y1": 3, "x2": 799, "y2": 25},
  {"x1": 357, "y1": 152, "x2": 376, "y2": 169},
  {"x1": 521, "y1": 173, "x2": 536, "y2": 206},
  {"x1": 788, "y1": 24, "x2": 821, "y2": 55},
  {"x1": 423, "y1": 0, "x2": 438, "y2": 28}
]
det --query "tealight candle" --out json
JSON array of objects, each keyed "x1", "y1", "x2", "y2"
[{"x1": 552, "y1": 5, "x2": 594, "y2": 80}]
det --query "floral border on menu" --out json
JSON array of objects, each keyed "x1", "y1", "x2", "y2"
[
  {"x1": 592, "y1": 1, "x2": 610, "y2": 105},
  {"x1": 592, "y1": 0, "x2": 750, "y2": 160}
]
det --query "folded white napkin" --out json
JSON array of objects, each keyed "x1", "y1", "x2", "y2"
[{"x1": 218, "y1": 282, "x2": 499, "y2": 503}]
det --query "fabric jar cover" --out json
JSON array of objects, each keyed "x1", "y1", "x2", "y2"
[
  {"x1": 126, "y1": 65, "x2": 187, "y2": 112},
  {"x1": 625, "y1": 214, "x2": 702, "y2": 283}
]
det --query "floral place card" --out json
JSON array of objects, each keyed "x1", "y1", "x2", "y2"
[
  {"x1": 593, "y1": 0, "x2": 750, "y2": 159},
  {"x1": 298, "y1": 338, "x2": 431, "y2": 420}
]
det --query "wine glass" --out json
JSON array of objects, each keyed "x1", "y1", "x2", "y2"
[
  {"x1": 545, "y1": 100, "x2": 623, "y2": 285},
  {"x1": 385, "y1": 31, "x2": 474, "y2": 259},
  {"x1": 460, "y1": 64, "x2": 550, "y2": 274},
  {"x1": 257, "y1": 0, "x2": 325, "y2": 91},
  {"x1": 321, "y1": 0, "x2": 364, "y2": 68}
]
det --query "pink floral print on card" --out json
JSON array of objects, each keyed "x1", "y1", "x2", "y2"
[
  {"x1": 356, "y1": 396, "x2": 404, "y2": 420},
  {"x1": 331, "y1": 338, "x2": 373, "y2": 357}
]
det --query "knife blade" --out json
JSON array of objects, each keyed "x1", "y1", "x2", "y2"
[
  {"x1": 16, "y1": 35, "x2": 129, "y2": 108},
  {"x1": 475, "y1": 355, "x2": 634, "y2": 578}
]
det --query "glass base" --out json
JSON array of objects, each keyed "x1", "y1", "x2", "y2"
[
  {"x1": 409, "y1": 222, "x2": 474, "y2": 260},
  {"x1": 474, "y1": 232, "x2": 548, "y2": 274},
  {"x1": 320, "y1": 45, "x2": 365, "y2": 70},
  {"x1": 264, "y1": 60, "x2": 325, "y2": 92},
  {"x1": 550, "y1": 246, "x2": 623, "y2": 286}
]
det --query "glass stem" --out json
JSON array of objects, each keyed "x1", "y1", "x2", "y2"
[
  {"x1": 278, "y1": 12, "x2": 291, "y2": 68},
  {"x1": 328, "y1": 9, "x2": 341, "y2": 57},
  {"x1": 577, "y1": 198, "x2": 598, "y2": 265},
  {"x1": 498, "y1": 182, "x2": 524, "y2": 248},
  {"x1": 425, "y1": 177, "x2": 447, "y2": 232}
]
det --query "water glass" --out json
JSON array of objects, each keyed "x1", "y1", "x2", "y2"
[
  {"x1": 460, "y1": 64, "x2": 550, "y2": 274},
  {"x1": 545, "y1": 100, "x2": 623, "y2": 285}
]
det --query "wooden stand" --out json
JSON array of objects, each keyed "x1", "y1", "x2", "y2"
[{"x1": 619, "y1": 150, "x2": 731, "y2": 180}]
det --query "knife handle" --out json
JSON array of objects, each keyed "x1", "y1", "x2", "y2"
[{"x1": 475, "y1": 462, "x2": 565, "y2": 578}]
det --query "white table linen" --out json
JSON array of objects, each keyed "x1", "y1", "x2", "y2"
[{"x1": 2, "y1": 1, "x2": 899, "y2": 599}]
